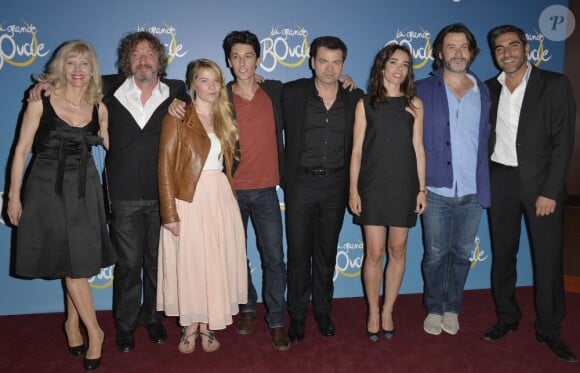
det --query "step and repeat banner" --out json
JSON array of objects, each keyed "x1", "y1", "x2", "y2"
[{"x1": 0, "y1": 0, "x2": 573, "y2": 315}]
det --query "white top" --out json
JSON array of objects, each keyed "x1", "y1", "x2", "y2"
[
  {"x1": 114, "y1": 77, "x2": 170, "y2": 129},
  {"x1": 203, "y1": 133, "x2": 224, "y2": 171},
  {"x1": 491, "y1": 63, "x2": 532, "y2": 166}
]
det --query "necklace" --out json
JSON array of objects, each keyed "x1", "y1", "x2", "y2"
[{"x1": 63, "y1": 95, "x2": 82, "y2": 109}]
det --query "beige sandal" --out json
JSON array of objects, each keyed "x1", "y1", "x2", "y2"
[
  {"x1": 178, "y1": 326, "x2": 199, "y2": 354},
  {"x1": 199, "y1": 330, "x2": 220, "y2": 352}
]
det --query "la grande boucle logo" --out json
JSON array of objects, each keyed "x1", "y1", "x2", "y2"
[
  {"x1": 89, "y1": 265, "x2": 114, "y2": 289},
  {"x1": 260, "y1": 25, "x2": 309, "y2": 73},
  {"x1": 136, "y1": 23, "x2": 188, "y2": 65},
  {"x1": 0, "y1": 21, "x2": 50, "y2": 70},
  {"x1": 385, "y1": 27, "x2": 433, "y2": 71}
]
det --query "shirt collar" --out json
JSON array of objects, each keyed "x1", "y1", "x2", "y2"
[
  {"x1": 497, "y1": 62, "x2": 532, "y2": 88},
  {"x1": 126, "y1": 76, "x2": 166, "y2": 96},
  {"x1": 311, "y1": 78, "x2": 344, "y2": 99},
  {"x1": 465, "y1": 73, "x2": 479, "y2": 93}
]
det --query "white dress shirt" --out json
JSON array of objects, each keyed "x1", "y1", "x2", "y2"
[
  {"x1": 114, "y1": 77, "x2": 170, "y2": 129},
  {"x1": 491, "y1": 63, "x2": 532, "y2": 166}
]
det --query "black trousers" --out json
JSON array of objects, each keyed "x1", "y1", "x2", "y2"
[
  {"x1": 110, "y1": 199, "x2": 163, "y2": 332},
  {"x1": 286, "y1": 171, "x2": 346, "y2": 320},
  {"x1": 489, "y1": 164, "x2": 565, "y2": 337}
]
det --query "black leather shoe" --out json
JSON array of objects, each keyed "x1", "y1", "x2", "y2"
[
  {"x1": 83, "y1": 356, "x2": 101, "y2": 372},
  {"x1": 536, "y1": 334, "x2": 577, "y2": 363},
  {"x1": 68, "y1": 344, "x2": 86, "y2": 357},
  {"x1": 288, "y1": 319, "x2": 305, "y2": 343},
  {"x1": 116, "y1": 331, "x2": 135, "y2": 352},
  {"x1": 315, "y1": 314, "x2": 336, "y2": 337},
  {"x1": 484, "y1": 322, "x2": 519, "y2": 341},
  {"x1": 147, "y1": 322, "x2": 167, "y2": 344}
]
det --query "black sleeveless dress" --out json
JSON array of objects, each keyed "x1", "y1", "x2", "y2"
[
  {"x1": 354, "y1": 95, "x2": 419, "y2": 228},
  {"x1": 14, "y1": 96, "x2": 115, "y2": 279}
]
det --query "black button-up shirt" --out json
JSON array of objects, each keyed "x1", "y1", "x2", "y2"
[{"x1": 300, "y1": 86, "x2": 345, "y2": 169}]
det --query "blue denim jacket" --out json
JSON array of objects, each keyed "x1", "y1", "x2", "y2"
[{"x1": 416, "y1": 68, "x2": 491, "y2": 208}]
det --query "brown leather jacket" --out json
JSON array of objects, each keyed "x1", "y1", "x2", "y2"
[{"x1": 158, "y1": 103, "x2": 235, "y2": 224}]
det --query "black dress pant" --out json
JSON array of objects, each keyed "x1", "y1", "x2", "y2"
[
  {"x1": 489, "y1": 164, "x2": 565, "y2": 337},
  {"x1": 110, "y1": 199, "x2": 163, "y2": 332},
  {"x1": 286, "y1": 171, "x2": 347, "y2": 320}
]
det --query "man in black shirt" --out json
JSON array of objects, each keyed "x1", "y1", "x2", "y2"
[{"x1": 282, "y1": 36, "x2": 363, "y2": 343}]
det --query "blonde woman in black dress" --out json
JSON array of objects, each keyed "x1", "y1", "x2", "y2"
[
  {"x1": 7, "y1": 41, "x2": 114, "y2": 371},
  {"x1": 349, "y1": 44, "x2": 426, "y2": 341}
]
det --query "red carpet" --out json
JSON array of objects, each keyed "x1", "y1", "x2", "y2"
[{"x1": 1, "y1": 287, "x2": 578, "y2": 372}]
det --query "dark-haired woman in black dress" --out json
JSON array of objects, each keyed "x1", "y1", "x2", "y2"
[{"x1": 349, "y1": 44, "x2": 426, "y2": 342}]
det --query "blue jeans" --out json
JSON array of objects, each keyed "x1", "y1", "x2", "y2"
[
  {"x1": 421, "y1": 192, "x2": 482, "y2": 315},
  {"x1": 237, "y1": 187, "x2": 287, "y2": 327}
]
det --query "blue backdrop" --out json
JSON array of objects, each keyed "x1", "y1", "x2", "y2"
[{"x1": 0, "y1": 0, "x2": 573, "y2": 315}]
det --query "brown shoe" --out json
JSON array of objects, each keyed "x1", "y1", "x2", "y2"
[
  {"x1": 270, "y1": 327, "x2": 291, "y2": 351},
  {"x1": 236, "y1": 312, "x2": 256, "y2": 335}
]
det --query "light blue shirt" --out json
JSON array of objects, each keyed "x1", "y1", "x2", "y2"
[{"x1": 429, "y1": 79, "x2": 480, "y2": 198}]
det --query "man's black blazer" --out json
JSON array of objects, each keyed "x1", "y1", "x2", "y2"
[
  {"x1": 486, "y1": 66, "x2": 575, "y2": 203},
  {"x1": 281, "y1": 77, "x2": 363, "y2": 202}
]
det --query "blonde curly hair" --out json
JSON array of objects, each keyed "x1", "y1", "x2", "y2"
[{"x1": 37, "y1": 40, "x2": 103, "y2": 105}]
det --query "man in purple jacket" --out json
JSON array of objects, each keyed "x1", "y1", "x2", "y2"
[{"x1": 415, "y1": 23, "x2": 491, "y2": 337}]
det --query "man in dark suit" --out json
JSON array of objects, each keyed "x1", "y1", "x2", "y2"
[
  {"x1": 103, "y1": 31, "x2": 186, "y2": 352},
  {"x1": 483, "y1": 24, "x2": 576, "y2": 363},
  {"x1": 282, "y1": 36, "x2": 363, "y2": 343}
]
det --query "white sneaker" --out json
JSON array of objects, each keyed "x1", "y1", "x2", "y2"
[
  {"x1": 423, "y1": 314, "x2": 443, "y2": 335},
  {"x1": 442, "y1": 312, "x2": 459, "y2": 335}
]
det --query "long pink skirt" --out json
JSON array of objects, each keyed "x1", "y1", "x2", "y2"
[{"x1": 157, "y1": 170, "x2": 247, "y2": 330}]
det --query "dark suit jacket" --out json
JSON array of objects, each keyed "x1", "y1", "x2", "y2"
[
  {"x1": 281, "y1": 78, "x2": 363, "y2": 202},
  {"x1": 487, "y1": 66, "x2": 575, "y2": 203},
  {"x1": 226, "y1": 79, "x2": 285, "y2": 189}
]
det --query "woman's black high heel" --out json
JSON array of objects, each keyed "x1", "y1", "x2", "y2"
[
  {"x1": 366, "y1": 312, "x2": 381, "y2": 342},
  {"x1": 68, "y1": 344, "x2": 87, "y2": 357},
  {"x1": 82, "y1": 335, "x2": 104, "y2": 371},
  {"x1": 63, "y1": 322, "x2": 86, "y2": 357},
  {"x1": 83, "y1": 355, "x2": 101, "y2": 372},
  {"x1": 366, "y1": 329, "x2": 381, "y2": 342},
  {"x1": 382, "y1": 328, "x2": 395, "y2": 340}
]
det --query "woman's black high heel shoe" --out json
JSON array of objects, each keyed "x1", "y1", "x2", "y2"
[
  {"x1": 83, "y1": 355, "x2": 101, "y2": 372},
  {"x1": 366, "y1": 329, "x2": 381, "y2": 342},
  {"x1": 382, "y1": 328, "x2": 395, "y2": 340},
  {"x1": 63, "y1": 322, "x2": 86, "y2": 357},
  {"x1": 68, "y1": 344, "x2": 87, "y2": 357},
  {"x1": 83, "y1": 335, "x2": 104, "y2": 372}
]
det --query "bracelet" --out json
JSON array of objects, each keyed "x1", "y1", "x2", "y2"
[{"x1": 419, "y1": 189, "x2": 427, "y2": 194}]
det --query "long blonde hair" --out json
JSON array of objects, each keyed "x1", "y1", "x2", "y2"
[
  {"x1": 186, "y1": 59, "x2": 238, "y2": 161},
  {"x1": 37, "y1": 40, "x2": 103, "y2": 105}
]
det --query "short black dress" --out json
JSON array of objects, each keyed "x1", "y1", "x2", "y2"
[
  {"x1": 14, "y1": 96, "x2": 115, "y2": 279},
  {"x1": 354, "y1": 95, "x2": 419, "y2": 228}
]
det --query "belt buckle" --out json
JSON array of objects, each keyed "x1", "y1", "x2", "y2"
[{"x1": 308, "y1": 168, "x2": 328, "y2": 176}]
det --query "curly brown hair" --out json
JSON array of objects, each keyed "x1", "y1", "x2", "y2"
[{"x1": 116, "y1": 31, "x2": 168, "y2": 78}]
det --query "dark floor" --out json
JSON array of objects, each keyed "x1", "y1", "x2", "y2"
[{"x1": 2, "y1": 288, "x2": 579, "y2": 373}]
